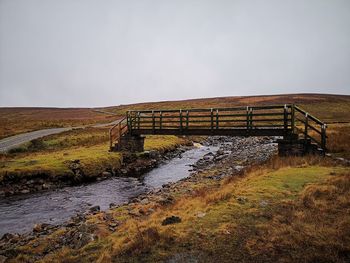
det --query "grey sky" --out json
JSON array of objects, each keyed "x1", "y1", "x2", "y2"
[{"x1": 0, "y1": 0, "x2": 349, "y2": 107}]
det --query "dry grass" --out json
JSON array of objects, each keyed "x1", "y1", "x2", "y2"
[
  {"x1": 28, "y1": 155, "x2": 349, "y2": 263},
  {"x1": 327, "y1": 124, "x2": 350, "y2": 158},
  {"x1": 245, "y1": 172, "x2": 350, "y2": 263},
  {"x1": 0, "y1": 107, "x2": 117, "y2": 139},
  {"x1": 103, "y1": 160, "x2": 349, "y2": 263}
]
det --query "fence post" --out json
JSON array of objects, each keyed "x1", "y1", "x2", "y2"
[
  {"x1": 304, "y1": 112, "x2": 308, "y2": 139},
  {"x1": 179, "y1": 109, "x2": 183, "y2": 132},
  {"x1": 216, "y1": 109, "x2": 219, "y2": 129},
  {"x1": 127, "y1": 111, "x2": 132, "y2": 134},
  {"x1": 160, "y1": 111, "x2": 163, "y2": 130},
  {"x1": 109, "y1": 128, "x2": 113, "y2": 150},
  {"x1": 152, "y1": 110, "x2": 155, "y2": 133},
  {"x1": 246, "y1": 106, "x2": 250, "y2": 130},
  {"x1": 210, "y1": 108, "x2": 214, "y2": 132},
  {"x1": 118, "y1": 122, "x2": 121, "y2": 140},
  {"x1": 186, "y1": 110, "x2": 189, "y2": 129},
  {"x1": 137, "y1": 112, "x2": 140, "y2": 129},
  {"x1": 283, "y1": 104, "x2": 288, "y2": 132},
  {"x1": 250, "y1": 108, "x2": 253, "y2": 129},
  {"x1": 291, "y1": 104, "x2": 295, "y2": 133},
  {"x1": 321, "y1": 123, "x2": 327, "y2": 151}
]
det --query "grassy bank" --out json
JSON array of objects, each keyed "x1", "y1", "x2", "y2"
[
  {"x1": 0, "y1": 130, "x2": 187, "y2": 183},
  {"x1": 8, "y1": 156, "x2": 349, "y2": 262}
]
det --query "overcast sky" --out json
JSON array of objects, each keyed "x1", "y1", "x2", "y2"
[{"x1": 0, "y1": 0, "x2": 349, "y2": 107}]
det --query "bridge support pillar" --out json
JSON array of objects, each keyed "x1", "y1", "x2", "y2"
[
  {"x1": 116, "y1": 135, "x2": 145, "y2": 152},
  {"x1": 277, "y1": 137, "x2": 320, "y2": 156},
  {"x1": 277, "y1": 138, "x2": 307, "y2": 156}
]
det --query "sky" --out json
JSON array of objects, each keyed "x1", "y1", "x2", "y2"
[{"x1": 0, "y1": 0, "x2": 349, "y2": 107}]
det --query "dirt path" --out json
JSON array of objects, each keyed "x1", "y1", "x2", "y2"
[{"x1": 0, "y1": 119, "x2": 121, "y2": 153}]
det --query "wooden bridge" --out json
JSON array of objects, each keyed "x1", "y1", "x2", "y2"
[{"x1": 109, "y1": 104, "x2": 327, "y2": 155}]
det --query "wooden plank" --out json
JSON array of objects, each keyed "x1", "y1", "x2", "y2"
[{"x1": 132, "y1": 128, "x2": 287, "y2": 136}]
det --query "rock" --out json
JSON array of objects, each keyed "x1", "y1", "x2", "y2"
[
  {"x1": 162, "y1": 216, "x2": 182, "y2": 226},
  {"x1": 236, "y1": 196, "x2": 247, "y2": 204},
  {"x1": 89, "y1": 206, "x2": 100, "y2": 214},
  {"x1": 108, "y1": 222, "x2": 119, "y2": 228},
  {"x1": 0, "y1": 255, "x2": 8, "y2": 263},
  {"x1": 128, "y1": 210, "x2": 140, "y2": 217},
  {"x1": 120, "y1": 169, "x2": 128, "y2": 175},
  {"x1": 149, "y1": 150, "x2": 160, "y2": 159},
  {"x1": 32, "y1": 241, "x2": 40, "y2": 248},
  {"x1": 260, "y1": 200, "x2": 268, "y2": 207},
  {"x1": 1, "y1": 232, "x2": 19, "y2": 241},
  {"x1": 102, "y1": 171, "x2": 112, "y2": 177},
  {"x1": 140, "y1": 198, "x2": 149, "y2": 205},
  {"x1": 42, "y1": 183, "x2": 50, "y2": 190},
  {"x1": 20, "y1": 189, "x2": 30, "y2": 194},
  {"x1": 157, "y1": 196, "x2": 175, "y2": 205},
  {"x1": 216, "y1": 149, "x2": 225, "y2": 156},
  {"x1": 33, "y1": 223, "x2": 51, "y2": 233},
  {"x1": 109, "y1": 203, "x2": 117, "y2": 208},
  {"x1": 196, "y1": 212, "x2": 206, "y2": 218},
  {"x1": 214, "y1": 155, "x2": 227, "y2": 161}
]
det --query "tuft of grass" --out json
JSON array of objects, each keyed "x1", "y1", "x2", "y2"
[{"x1": 326, "y1": 123, "x2": 350, "y2": 158}]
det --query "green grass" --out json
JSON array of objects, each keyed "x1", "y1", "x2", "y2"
[{"x1": 0, "y1": 135, "x2": 187, "y2": 182}]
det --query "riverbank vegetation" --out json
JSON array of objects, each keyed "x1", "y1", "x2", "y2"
[
  {"x1": 6, "y1": 155, "x2": 349, "y2": 262},
  {"x1": 0, "y1": 129, "x2": 187, "y2": 185}
]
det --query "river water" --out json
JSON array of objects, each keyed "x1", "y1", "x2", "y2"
[{"x1": 0, "y1": 144, "x2": 219, "y2": 236}]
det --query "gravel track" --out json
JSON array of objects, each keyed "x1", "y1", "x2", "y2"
[{"x1": 0, "y1": 119, "x2": 121, "y2": 153}]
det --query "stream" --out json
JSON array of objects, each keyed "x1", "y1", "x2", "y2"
[{"x1": 0, "y1": 144, "x2": 219, "y2": 236}]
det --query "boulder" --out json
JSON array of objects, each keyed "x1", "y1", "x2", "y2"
[
  {"x1": 162, "y1": 216, "x2": 181, "y2": 225},
  {"x1": 88, "y1": 206, "x2": 100, "y2": 214}
]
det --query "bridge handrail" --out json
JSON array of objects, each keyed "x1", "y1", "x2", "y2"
[
  {"x1": 109, "y1": 117, "x2": 128, "y2": 150},
  {"x1": 127, "y1": 104, "x2": 292, "y2": 114},
  {"x1": 293, "y1": 105, "x2": 327, "y2": 151}
]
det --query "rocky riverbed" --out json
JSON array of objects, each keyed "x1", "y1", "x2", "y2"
[{"x1": 0, "y1": 136, "x2": 278, "y2": 262}]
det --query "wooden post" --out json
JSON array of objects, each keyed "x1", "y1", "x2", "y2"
[
  {"x1": 291, "y1": 104, "x2": 295, "y2": 133},
  {"x1": 216, "y1": 109, "x2": 219, "y2": 129},
  {"x1": 137, "y1": 112, "x2": 140, "y2": 129},
  {"x1": 246, "y1": 106, "x2": 250, "y2": 130},
  {"x1": 127, "y1": 111, "x2": 132, "y2": 134},
  {"x1": 210, "y1": 108, "x2": 214, "y2": 132},
  {"x1": 160, "y1": 111, "x2": 163, "y2": 130},
  {"x1": 186, "y1": 110, "x2": 189, "y2": 129},
  {"x1": 283, "y1": 104, "x2": 288, "y2": 132},
  {"x1": 304, "y1": 112, "x2": 308, "y2": 139},
  {"x1": 152, "y1": 110, "x2": 155, "y2": 133},
  {"x1": 118, "y1": 122, "x2": 121, "y2": 141},
  {"x1": 109, "y1": 128, "x2": 113, "y2": 150},
  {"x1": 179, "y1": 109, "x2": 183, "y2": 132},
  {"x1": 321, "y1": 123, "x2": 327, "y2": 151},
  {"x1": 250, "y1": 108, "x2": 253, "y2": 129}
]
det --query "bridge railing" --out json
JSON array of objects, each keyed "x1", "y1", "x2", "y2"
[
  {"x1": 109, "y1": 116, "x2": 128, "y2": 150},
  {"x1": 126, "y1": 104, "x2": 293, "y2": 133},
  {"x1": 293, "y1": 105, "x2": 327, "y2": 151},
  {"x1": 109, "y1": 104, "x2": 327, "y2": 153}
]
